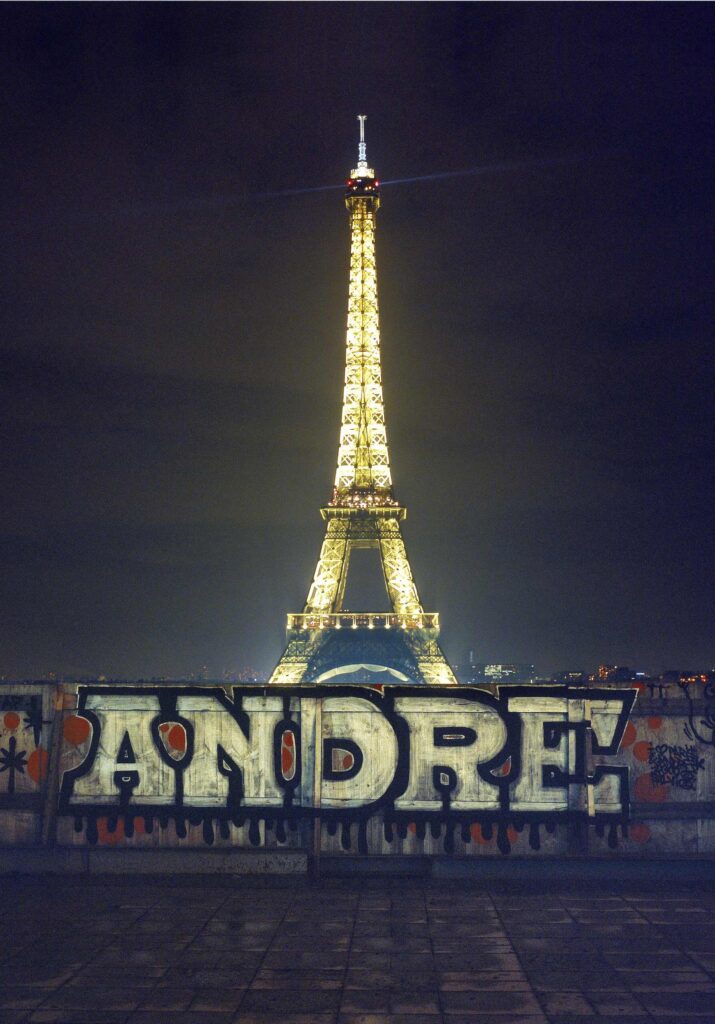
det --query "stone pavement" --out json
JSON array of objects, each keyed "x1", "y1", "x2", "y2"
[{"x1": 1, "y1": 874, "x2": 715, "y2": 1024}]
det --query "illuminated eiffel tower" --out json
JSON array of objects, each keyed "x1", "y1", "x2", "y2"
[{"x1": 269, "y1": 117, "x2": 457, "y2": 686}]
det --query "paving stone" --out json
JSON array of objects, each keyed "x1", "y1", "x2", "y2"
[
  {"x1": 439, "y1": 972, "x2": 530, "y2": 992},
  {"x1": 41, "y1": 986, "x2": 145, "y2": 1010},
  {"x1": 439, "y1": 990, "x2": 543, "y2": 1014},
  {"x1": 603, "y1": 951, "x2": 698, "y2": 970},
  {"x1": 160, "y1": 967, "x2": 252, "y2": 987},
  {"x1": 546, "y1": 1018, "x2": 654, "y2": 1024},
  {"x1": 240, "y1": 988, "x2": 342, "y2": 1012},
  {"x1": 66, "y1": 966, "x2": 164, "y2": 985},
  {"x1": 191, "y1": 988, "x2": 246, "y2": 1011},
  {"x1": 390, "y1": 990, "x2": 441, "y2": 1013},
  {"x1": 263, "y1": 951, "x2": 348, "y2": 970},
  {"x1": 443, "y1": 1015, "x2": 547, "y2": 1024},
  {"x1": 340, "y1": 989, "x2": 391, "y2": 1012},
  {"x1": 233, "y1": 1015, "x2": 337, "y2": 1024},
  {"x1": 345, "y1": 969, "x2": 393, "y2": 988},
  {"x1": 127, "y1": 1014, "x2": 235, "y2": 1024},
  {"x1": 624, "y1": 973, "x2": 715, "y2": 991},
  {"x1": 583, "y1": 991, "x2": 649, "y2": 1015},
  {"x1": 434, "y1": 954, "x2": 522, "y2": 972},
  {"x1": 0, "y1": 986, "x2": 47, "y2": 1009},
  {"x1": 28, "y1": 1013, "x2": 130, "y2": 1024},
  {"x1": 688, "y1": 953, "x2": 715, "y2": 975},
  {"x1": 0, "y1": 966, "x2": 76, "y2": 988},
  {"x1": 251, "y1": 969, "x2": 343, "y2": 989},
  {"x1": 641, "y1": 989, "x2": 715, "y2": 1015},
  {"x1": 527, "y1": 972, "x2": 624, "y2": 992},
  {"x1": 538, "y1": 990, "x2": 593, "y2": 1014},
  {"x1": 338, "y1": 1017, "x2": 441, "y2": 1024},
  {"x1": 138, "y1": 986, "x2": 195, "y2": 1009}
]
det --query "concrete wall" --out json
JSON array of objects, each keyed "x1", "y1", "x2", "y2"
[{"x1": 0, "y1": 679, "x2": 713, "y2": 865}]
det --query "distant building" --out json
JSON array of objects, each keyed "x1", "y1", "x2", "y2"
[
  {"x1": 551, "y1": 670, "x2": 588, "y2": 684},
  {"x1": 598, "y1": 665, "x2": 641, "y2": 683},
  {"x1": 474, "y1": 663, "x2": 537, "y2": 684}
]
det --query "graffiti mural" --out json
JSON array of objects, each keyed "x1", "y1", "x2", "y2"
[
  {"x1": 58, "y1": 684, "x2": 637, "y2": 854},
  {"x1": 0, "y1": 694, "x2": 48, "y2": 798},
  {"x1": 680, "y1": 678, "x2": 715, "y2": 748},
  {"x1": 648, "y1": 743, "x2": 705, "y2": 790}
]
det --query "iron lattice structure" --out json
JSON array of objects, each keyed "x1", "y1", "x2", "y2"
[{"x1": 270, "y1": 117, "x2": 456, "y2": 686}]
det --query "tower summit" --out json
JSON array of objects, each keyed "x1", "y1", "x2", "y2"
[{"x1": 269, "y1": 118, "x2": 457, "y2": 686}]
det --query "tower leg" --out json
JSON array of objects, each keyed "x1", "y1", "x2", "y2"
[
  {"x1": 305, "y1": 519, "x2": 349, "y2": 614},
  {"x1": 403, "y1": 633, "x2": 459, "y2": 686},
  {"x1": 378, "y1": 518, "x2": 422, "y2": 616}
]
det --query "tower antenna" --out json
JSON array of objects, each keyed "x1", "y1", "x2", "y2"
[{"x1": 357, "y1": 114, "x2": 367, "y2": 165}]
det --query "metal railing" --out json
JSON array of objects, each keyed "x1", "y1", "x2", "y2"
[{"x1": 287, "y1": 612, "x2": 439, "y2": 631}]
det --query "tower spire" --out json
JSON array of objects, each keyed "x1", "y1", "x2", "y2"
[
  {"x1": 357, "y1": 114, "x2": 367, "y2": 168},
  {"x1": 269, "y1": 120, "x2": 457, "y2": 687},
  {"x1": 352, "y1": 114, "x2": 374, "y2": 179}
]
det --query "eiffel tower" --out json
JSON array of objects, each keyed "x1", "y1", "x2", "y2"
[{"x1": 269, "y1": 117, "x2": 457, "y2": 687}]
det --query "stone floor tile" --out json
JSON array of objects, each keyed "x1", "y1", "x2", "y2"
[
  {"x1": 443, "y1": 1015, "x2": 547, "y2": 1024},
  {"x1": 527, "y1": 972, "x2": 624, "y2": 992},
  {"x1": 28, "y1": 1013, "x2": 130, "y2": 1024},
  {"x1": 233, "y1": 1014, "x2": 337, "y2": 1024},
  {"x1": 624, "y1": 973, "x2": 715, "y2": 991},
  {"x1": 191, "y1": 988, "x2": 246, "y2": 1011},
  {"x1": 251, "y1": 969, "x2": 343, "y2": 990},
  {"x1": 41, "y1": 986, "x2": 144, "y2": 1010},
  {"x1": 240, "y1": 988, "x2": 342, "y2": 1013},
  {"x1": 390, "y1": 990, "x2": 441, "y2": 1014},
  {"x1": 160, "y1": 967, "x2": 252, "y2": 988},
  {"x1": 0, "y1": 967, "x2": 75, "y2": 989},
  {"x1": 603, "y1": 951, "x2": 698, "y2": 970},
  {"x1": 434, "y1": 954, "x2": 521, "y2": 972},
  {"x1": 641, "y1": 989, "x2": 715, "y2": 1015},
  {"x1": 391, "y1": 953, "x2": 436, "y2": 966},
  {"x1": 0, "y1": 987, "x2": 47, "y2": 1009},
  {"x1": 538, "y1": 991, "x2": 593, "y2": 1015},
  {"x1": 547, "y1": 1018, "x2": 653, "y2": 1024},
  {"x1": 128, "y1": 1014, "x2": 235, "y2": 1024},
  {"x1": 338, "y1": 1017, "x2": 441, "y2": 1024},
  {"x1": 439, "y1": 972, "x2": 530, "y2": 991},
  {"x1": 583, "y1": 990, "x2": 649, "y2": 1015},
  {"x1": 686, "y1": 952, "x2": 715, "y2": 970},
  {"x1": 263, "y1": 951, "x2": 348, "y2": 970},
  {"x1": 138, "y1": 986, "x2": 195, "y2": 1010},
  {"x1": 390, "y1": 973, "x2": 440, "y2": 992},
  {"x1": 340, "y1": 989, "x2": 391, "y2": 1012},
  {"x1": 66, "y1": 967, "x2": 164, "y2": 986},
  {"x1": 439, "y1": 990, "x2": 543, "y2": 1014},
  {"x1": 344, "y1": 969, "x2": 393, "y2": 989}
]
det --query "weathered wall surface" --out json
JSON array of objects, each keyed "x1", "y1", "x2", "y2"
[
  {"x1": 0, "y1": 684, "x2": 55, "y2": 844},
  {"x1": 0, "y1": 680, "x2": 713, "y2": 860}
]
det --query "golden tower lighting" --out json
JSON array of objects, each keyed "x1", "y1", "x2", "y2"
[{"x1": 270, "y1": 117, "x2": 456, "y2": 686}]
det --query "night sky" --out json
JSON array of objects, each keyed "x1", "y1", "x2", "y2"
[{"x1": 2, "y1": 3, "x2": 713, "y2": 680}]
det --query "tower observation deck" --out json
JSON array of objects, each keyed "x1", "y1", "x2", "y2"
[{"x1": 269, "y1": 117, "x2": 457, "y2": 686}]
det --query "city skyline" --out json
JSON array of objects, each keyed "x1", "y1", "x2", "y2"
[{"x1": 2, "y1": 5, "x2": 712, "y2": 679}]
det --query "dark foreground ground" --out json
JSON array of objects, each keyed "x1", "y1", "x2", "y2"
[{"x1": 2, "y1": 874, "x2": 715, "y2": 1024}]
